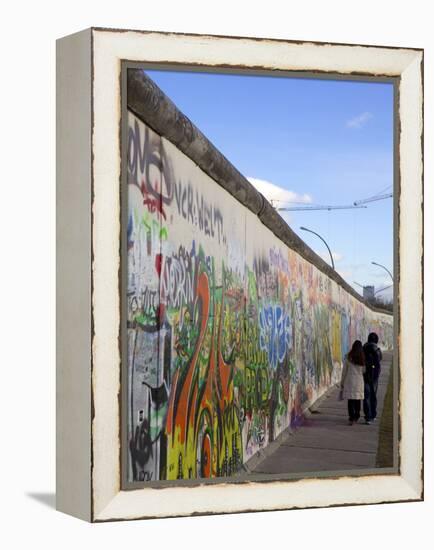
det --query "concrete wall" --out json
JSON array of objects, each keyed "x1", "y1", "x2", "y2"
[{"x1": 126, "y1": 109, "x2": 393, "y2": 483}]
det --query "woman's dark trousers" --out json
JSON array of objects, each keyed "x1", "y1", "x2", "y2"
[{"x1": 347, "y1": 399, "x2": 361, "y2": 422}]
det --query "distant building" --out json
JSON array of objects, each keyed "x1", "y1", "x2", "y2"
[{"x1": 363, "y1": 285, "x2": 375, "y2": 300}]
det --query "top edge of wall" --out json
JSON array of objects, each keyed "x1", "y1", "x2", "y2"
[{"x1": 126, "y1": 68, "x2": 392, "y2": 317}]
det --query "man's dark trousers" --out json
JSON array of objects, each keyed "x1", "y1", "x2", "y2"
[{"x1": 363, "y1": 374, "x2": 379, "y2": 421}]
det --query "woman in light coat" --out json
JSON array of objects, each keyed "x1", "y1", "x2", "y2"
[{"x1": 340, "y1": 340, "x2": 366, "y2": 425}]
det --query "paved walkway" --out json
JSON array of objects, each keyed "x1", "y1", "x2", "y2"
[{"x1": 251, "y1": 352, "x2": 393, "y2": 475}]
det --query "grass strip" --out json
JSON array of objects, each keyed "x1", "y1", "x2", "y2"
[{"x1": 376, "y1": 361, "x2": 394, "y2": 468}]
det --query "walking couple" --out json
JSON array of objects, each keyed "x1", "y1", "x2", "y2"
[{"x1": 339, "y1": 333, "x2": 382, "y2": 426}]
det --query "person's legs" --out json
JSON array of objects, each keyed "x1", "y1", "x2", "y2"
[
  {"x1": 371, "y1": 377, "x2": 379, "y2": 420},
  {"x1": 363, "y1": 381, "x2": 372, "y2": 421},
  {"x1": 348, "y1": 400, "x2": 359, "y2": 422},
  {"x1": 347, "y1": 400, "x2": 353, "y2": 421},
  {"x1": 354, "y1": 400, "x2": 361, "y2": 421}
]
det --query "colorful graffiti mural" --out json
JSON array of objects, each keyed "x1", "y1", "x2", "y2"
[{"x1": 126, "y1": 110, "x2": 393, "y2": 483}]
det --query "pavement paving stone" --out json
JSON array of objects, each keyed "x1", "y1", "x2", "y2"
[
  {"x1": 281, "y1": 428, "x2": 379, "y2": 454},
  {"x1": 251, "y1": 352, "x2": 392, "y2": 475}
]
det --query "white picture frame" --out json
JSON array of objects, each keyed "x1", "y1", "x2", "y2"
[{"x1": 56, "y1": 27, "x2": 423, "y2": 522}]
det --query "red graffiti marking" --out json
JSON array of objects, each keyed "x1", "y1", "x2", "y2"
[
  {"x1": 139, "y1": 178, "x2": 167, "y2": 220},
  {"x1": 166, "y1": 271, "x2": 210, "y2": 446},
  {"x1": 165, "y1": 263, "x2": 241, "y2": 478},
  {"x1": 201, "y1": 433, "x2": 212, "y2": 477},
  {"x1": 155, "y1": 253, "x2": 163, "y2": 276}
]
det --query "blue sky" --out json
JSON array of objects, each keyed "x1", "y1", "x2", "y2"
[{"x1": 145, "y1": 69, "x2": 394, "y2": 300}]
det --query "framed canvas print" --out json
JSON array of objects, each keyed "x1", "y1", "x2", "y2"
[{"x1": 56, "y1": 27, "x2": 423, "y2": 522}]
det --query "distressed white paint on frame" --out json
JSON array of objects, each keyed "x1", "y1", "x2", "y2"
[
  {"x1": 396, "y1": 55, "x2": 423, "y2": 493},
  {"x1": 91, "y1": 28, "x2": 423, "y2": 521}
]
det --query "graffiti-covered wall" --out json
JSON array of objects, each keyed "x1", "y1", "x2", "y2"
[{"x1": 126, "y1": 110, "x2": 393, "y2": 483}]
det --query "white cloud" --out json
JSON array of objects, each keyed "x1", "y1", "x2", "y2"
[
  {"x1": 370, "y1": 270, "x2": 393, "y2": 281},
  {"x1": 346, "y1": 111, "x2": 373, "y2": 129},
  {"x1": 247, "y1": 177, "x2": 312, "y2": 206},
  {"x1": 316, "y1": 250, "x2": 343, "y2": 263},
  {"x1": 338, "y1": 269, "x2": 353, "y2": 281}
]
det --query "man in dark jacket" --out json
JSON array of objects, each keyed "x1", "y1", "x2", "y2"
[{"x1": 363, "y1": 332, "x2": 382, "y2": 424}]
